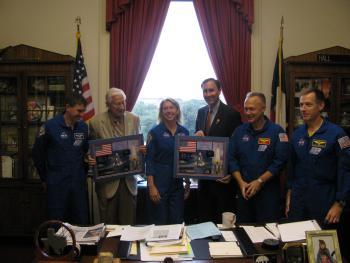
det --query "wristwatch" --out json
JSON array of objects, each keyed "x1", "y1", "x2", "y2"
[{"x1": 257, "y1": 178, "x2": 264, "y2": 184}]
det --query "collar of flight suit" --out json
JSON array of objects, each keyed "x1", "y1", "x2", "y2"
[
  {"x1": 247, "y1": 116, "x2": 271, "y2": 135},
  {"x1": 301, "y1": 117, "x2": 328, "y2": 138}
]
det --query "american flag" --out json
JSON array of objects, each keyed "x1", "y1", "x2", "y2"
[
  {"x1": 73, "y1": 34, "x2": 95, "y2": 121},
  {"x1": 95, "y1": 144, "x2": 112, "y2": 157},
  {"x1": 179, "y1": 141, "x2": 197, "y2": 153}
]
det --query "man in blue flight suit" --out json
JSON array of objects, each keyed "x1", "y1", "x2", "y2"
[
  {"x1": 286, "y1": 87, "x2": 350, "y2": 227},
  {"x1": 228, "y1": 92, "x2": 290, "y2": 223},
  {"x1": 32, "y1": 95, "x2": 89, "y2": 224}
]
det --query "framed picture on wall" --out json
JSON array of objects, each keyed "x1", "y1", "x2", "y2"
[
  {"x1": 89, "y1": 134, "x2": 144, "y2": 182},
  {"x1": 173, "y1": 135, "x2": 228, "y2": 180}
]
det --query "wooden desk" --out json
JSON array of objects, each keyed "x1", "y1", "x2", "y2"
[{"x1": 80, "y1": 236, "x2": 282, "y2": 263}]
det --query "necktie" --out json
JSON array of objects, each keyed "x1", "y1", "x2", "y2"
[{"x1": 205, "y1": 110, "x2": 212, "y2": 135}]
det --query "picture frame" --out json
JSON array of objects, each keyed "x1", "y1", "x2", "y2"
[
  {"x1": 306, "y1": 230, "x2": 342, "y2": 263},
  {"x1": 89, "y1": 134, "x2": 144, "y2": 182},
  {"x1": 173, "y1": 135, "x2": 228, "y2": 180}
]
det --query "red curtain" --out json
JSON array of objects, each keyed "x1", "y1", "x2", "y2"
[
  {"x1": 106, "y1": 0, "x2": 170, "y2": 110},
  {"x1": 193, "y1": 0, "x2": 254, "y2": 113}
]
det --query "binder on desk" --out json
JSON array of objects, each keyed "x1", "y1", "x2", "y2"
[
  {"x1": 190, "y1": 239, "x2": 211, "y2": 260},
  {"x1": 233, "y1": 227, "x2": 257, "y2": 256},
  {"x1": 117, "y1": 240, "x2": 131, "y2": 259},
  {"x1": 117, "y1": 240, "x2": 140, "y2": 260}
]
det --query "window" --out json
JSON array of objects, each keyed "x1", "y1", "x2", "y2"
[{"x1": 133, "y1": 1, "x2": 224, "y2": 138}]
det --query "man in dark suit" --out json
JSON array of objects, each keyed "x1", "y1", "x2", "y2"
[{"x1": 195, "y1": 78, "x2": 242, "y2": 223}]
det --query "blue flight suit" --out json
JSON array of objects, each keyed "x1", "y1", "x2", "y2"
[
  {"x1": 146, "y1": 122, "x2": 189, "y2": 225},
  {"x1": 32, "y1": 114, "x2": 89, "y2": 224},
  {"x1": 228, "y1": 118, "x2": 290, "y2": 223},
  {"x1": 288, "y1": 119, "x2": 350, "y2": 225}
]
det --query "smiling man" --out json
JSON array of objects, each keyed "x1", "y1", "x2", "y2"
[
  {"x1": 195, "y1": 78, "x2": 241, "y2": 223},
  {"x1": 286, "y1": 87, "x2": 350, "y2": 226},
  {"x1": 32, "y1": 95, "x2": 89, "y2": 224},
  {"x1": 89, "y1": 88, "x2": 141, "y2": 225},
  {"x1": 228, "y1": 92, "x2": 290, "y2": 223}
]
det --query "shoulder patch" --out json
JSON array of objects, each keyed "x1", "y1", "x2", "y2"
[
  {"x1": 338, "y1": 136, "x2": 350, "y2": 150},
  {"x1": 279, "y1": 133, "x2": 289, "y2": 142}
]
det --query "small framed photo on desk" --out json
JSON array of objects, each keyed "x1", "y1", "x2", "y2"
[
  {"x1": 306, "y1": 230, "x2": 342, "y2": 263},
  {"x1": 174, "y1": 135, "x2": 228, "y2": 180},
  {"x1": 89, "y1": 134, "x2": 144, "y2": 182}
]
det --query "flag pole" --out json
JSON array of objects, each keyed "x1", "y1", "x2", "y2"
[
  {"x1": 74, "y1": 16, "x2": 94, "y2": 224},
  {"x1": 277, "y1": 16, "x2": 284, "y2": 124},
  {"x1": 75, "y1": 16, "x2": 81, "y2": 41}
]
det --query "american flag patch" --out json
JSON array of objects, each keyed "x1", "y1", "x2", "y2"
[
  {"x1": 279, "y1": 133, "x2": 289, "y2": 142},
  {"x1": 338, "y1": 136, "x2": 350, "y2": 150},
  {"x1": 179, "y1": 141, "x2": 197, "y2": 153},
  {"x1": 95, "y1": 144, "x2": 112, "y2": 157}
]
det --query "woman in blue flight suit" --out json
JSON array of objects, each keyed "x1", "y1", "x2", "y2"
[{"x1": 146, "y1": 98, "x2": 190, "y2": 225}]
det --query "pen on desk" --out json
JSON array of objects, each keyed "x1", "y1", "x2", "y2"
[{"x1": 264, "y1": 226, "x2": 279, "y2": 239}]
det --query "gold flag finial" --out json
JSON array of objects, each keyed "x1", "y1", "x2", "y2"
[
  {"x1": 279, "y1": 16, "x2": 284, "y2": 44},
  {"x1": 75, "y1": 16, "x2": 81, "y2": 39}
]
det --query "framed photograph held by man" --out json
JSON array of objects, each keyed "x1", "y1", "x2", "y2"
[
  {"x1": 89, "y1": 134, "x2": 144, "y2": 182},
  {"x1": 173, "y1": 135, "x2": 228, "y2": 180}
]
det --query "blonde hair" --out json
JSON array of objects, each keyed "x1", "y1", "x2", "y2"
[{"x1": 158, "y1": 98, "x2": 182, "y2": 123}]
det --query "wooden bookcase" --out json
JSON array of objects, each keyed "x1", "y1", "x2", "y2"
[
  {"x1": 285, "y1": 46, "x2": 350, "y2": 136},
  {"x1": 0, "y1": 45, "x2": 74, "y2": 236}
]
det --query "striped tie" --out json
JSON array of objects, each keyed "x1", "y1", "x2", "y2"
[{"x1": 205, "y1": 110, "x2": 212, "y2": 135}]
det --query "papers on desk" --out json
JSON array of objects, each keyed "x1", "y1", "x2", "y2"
[
  {"x1": 106, "y1": 225, "x2": 129, "y2": 237},
  {"x1": 148, "y1": 234, "x2": 189, "y2": 255},
  {"x1": 277, "y1": 220, "x2": 321, "y2": 242},
  {"x1": 120, "y1": 225, "x2": 154, "y2": 241},
  {"x1": 241, "y1": 226, "x2": 276, "y2": 243},
  {"x1": 186, "y1": 222, "x2": 221, "y2": 240},
  {"x1": 209, "y1": 241, "x2": 243, "y2": 258},
  {"x1": 120, "y1": 224, "x2": 184, "y2": 242},
  {"x1": 146, "y1": 223, "x2": 184, "y2": 242},
  {"x1": 140, "y1": 239, "x2": 193, "y2": 261},
  {"x1": 56, "y1": 223, "x2": 106, "y2": 245},
  {"x1": 221, "y1": 230, "x2": 237, "y2": 242},
  {"x1": 239, "y1": 220, "x2": 321, "y2": 243}
]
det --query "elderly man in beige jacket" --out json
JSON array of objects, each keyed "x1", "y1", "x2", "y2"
[{"x1": 89, "y1": 88, "x2": 140, "y2": 224}]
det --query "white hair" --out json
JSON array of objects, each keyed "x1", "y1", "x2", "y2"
[{"x1": 106, "y1": 87, "x2": 126, "y2": 105}]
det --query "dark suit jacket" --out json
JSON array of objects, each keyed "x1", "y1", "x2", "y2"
[
  {"x1": 195, "y1": 100, "x2": 242, "y2": 223},
  {"x1": 195, "y1": 101, "x2": 241, "y2": 137}
]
